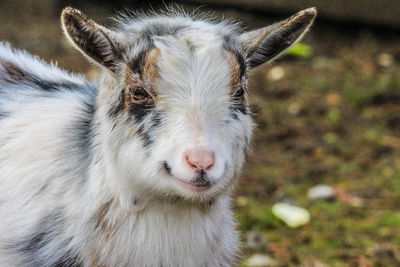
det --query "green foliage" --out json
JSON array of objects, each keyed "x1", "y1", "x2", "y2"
[{"x1": 284, "y1": 43, "x2": 313, "y2": 58}]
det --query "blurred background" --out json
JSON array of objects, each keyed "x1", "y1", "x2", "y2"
[{"x1": 2, "y1": 0, "x2": 400, "y2": 266}]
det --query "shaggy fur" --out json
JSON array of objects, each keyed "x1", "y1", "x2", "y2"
[{"x1": 0, "y1": 7, "x2": 316, "y2": 266}]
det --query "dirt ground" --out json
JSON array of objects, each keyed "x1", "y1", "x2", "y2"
[{"x1": 2, "y1": 2, "x2": 400, "y2": 266}]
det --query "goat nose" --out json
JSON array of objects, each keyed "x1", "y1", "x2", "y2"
[{"x1": 184, "y1": 149, "x2": 215, "y2": 170}]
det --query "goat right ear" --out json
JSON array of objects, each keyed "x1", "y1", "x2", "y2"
[
  {"x1": 61, "y1": 7, "x2": 121, "y2": 72},
  {"x1": 238, "y1": 8, "x2": 317, "y2": 69}
]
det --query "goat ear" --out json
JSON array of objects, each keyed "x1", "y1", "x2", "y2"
[
  {"x1": 238, "y1": 7, "x2": 316, "y2": 68},
  {"x1": 61, "y1": 7, "x2": 121, "y2": 72}
]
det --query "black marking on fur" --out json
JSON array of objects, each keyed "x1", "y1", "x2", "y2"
[
  {"x1": 108, "y1": 98, "x2": 153, "y2": 122},
  {"x1": 137, "y1": 123, "x2": 153, "y2": 147},
  {"x1": 110, "y1": 39, "x2": 157, "y2": 119},
  {"x1": 10, "y1": 209, "x2": 83, "y2": 266},
  {"x1": 230, "y1": 111, "x2": 238, "y2": 120},
  {"x1": 17, "y1": 211, "x2": 63, "y2": 255},
  {"x1": 128, "y1": 102, "x2": 154, "y2": 123},
  {"x1": 75, "y1": 101, "x2": 95, "y2": 151},
  {"x1": 151, "y1": 111, "x2": 163, "y2": 128},
  {"x1": 58, "y1": 97, "x2": 96, "y2": 187},
  {"x1": 53, "y1": 248, "x2": 82, "y2": 267},
  {"x1": 21, "y1": 230, "x2": 46, "y2": 255},
  {"x1": 136, "y1": 111, "x2": 164, "y2": 148},
  {"x1": 0, "y1": 110, "x2": 9, "y2": 119},
  {"x1": 147, "y1": 111, "x2": 164, "y2": 134},
  {"x1": 230, "y1": 105, "x2": 247, "y2": 114},
  {"x1": 71, "y1": 100, "x2": 96, "y2": 177},
  {"x1": 0, "y1": 60, "x2": 86, "y2": 92},
  {"x1": 108, "y1": 90, "x2": 125, "y2": 118},
  {"x1": 163, "y1": 161, "x2": 172, "y2": 175},
  {"x1": 127, "y1": 36, "x2": 155, "y2": 77},
  {"x1": 229, "y1": 104, "x2": 248, "y2": 120},
  {"x1": 230, "y1": 103, "x2": 255, "y2": 120},
  {"x1": 111, "y1": 123, "x2": 117, "y2": 132},
  {"x1": 128, "y1": 50, "x2": 148, "y2": 76},
  {"x1": 0, "y1": 59, "x2": 97, "y2": 103},
  {"x1": 108, "y1": 90, "x2": 154, "y2": 121}
]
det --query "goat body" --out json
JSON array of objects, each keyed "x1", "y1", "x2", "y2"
[{"x1": 0, "y1": 7, "x2": 316, "y2": 266}]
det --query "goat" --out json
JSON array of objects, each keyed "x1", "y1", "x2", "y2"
[{"x1": 0, "y1": 7, "x2": 316, "y2": 266}]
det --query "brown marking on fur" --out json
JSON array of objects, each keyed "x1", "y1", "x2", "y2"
[
  {"x1": 120, "y1": 48, "x2": 161, "y2": 114},
  {"x1": 142, "y1": 48, "x2": 161, "y2": 83},
  {"x1": 226, "y1": 52, "x2": 242, "y2": 94},
  {"x1": 87, "y1": 248, "x2": 108, "y2": 267},
  {"x1": 87, "y1": 199, "x2": 115, "y2": 266},
  {"x1": 226, "y1": 52, "x2": 247, "y2": 97},
  {"x1": 224, "y1": 51, "x2": 248, "y2": 111},
  {"x1": 123, "y1": 67, "x2": 154, "y2": 112},
  {"x1": 125, "y1": 48, "x2": 160, "y2": 88},
  {"x1": 87, "y1": 252, "x2": 103, "y2": 267},
  {"x1": 88, "y1": 199, "x2": 135, "y2": 267},
  {"x1": 123, "y1": 66, "x2": 138, "y2": 110},
  {"x1": 95, "y1": 199, "x2": 113, "y2": 231}
]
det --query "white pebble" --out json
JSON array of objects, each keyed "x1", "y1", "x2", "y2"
[
  {"x1": 272, "y1": 203, "x2": 310, "y2": 228},
  {"x1": 377, "y1": 53, "x2": 393, "y2": 68},
  {"x1": 247, "y1": 254, "x2": 276, "y2": 266},
  {"x1": 267, "y1": 66, "x2": 285, "y2": 81},
  {"x1": 307, "y1": 185, "x2": 336, "y2": 201}
]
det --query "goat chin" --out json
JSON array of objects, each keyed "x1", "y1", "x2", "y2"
[{"x1": 0, "y1": 5, "x2": 315, "y2": 266}]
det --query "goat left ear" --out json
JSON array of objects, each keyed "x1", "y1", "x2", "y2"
[
  {"x1": 238, "y1": 7, "x2": 317, "y2": 68},
  {"x1": 61, "y1": 7, "x2": 121, "y2": 72}
]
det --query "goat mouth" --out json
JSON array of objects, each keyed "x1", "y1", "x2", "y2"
[
  {"x1": 184, "y1": 171, "x2": 214, "y2": 192},
  {"x1": 177, "y1": 179, "x2": 213, "y2": 192},
  {"x1": 177, "y1": 172, "x2": 214, "y2": 192},
  {"x1": 163, "y1": 162, "x2": 214, "y2": 192}
]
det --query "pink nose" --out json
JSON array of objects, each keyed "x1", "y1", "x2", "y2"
[{"x1": 184, "y1": 149, "x2": 215, "y2": 170}]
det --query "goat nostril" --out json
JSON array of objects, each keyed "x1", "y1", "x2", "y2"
[
  {"x1": 185, "y1": 149, "x2": 215, "y2": 171},
  {"x1": 204, "y1": 161, "x2": 214, "y2": 170},
  {"x1": 185, "y1": 155, "x2": 197, "y2": 169}
]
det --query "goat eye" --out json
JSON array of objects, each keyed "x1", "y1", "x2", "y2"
[
  {"x1": 233, "y1": 87, "x2": 245, "y2": 98},
  {"x1": 131, "y1": 87, "x2": 150, "y2": 101}
]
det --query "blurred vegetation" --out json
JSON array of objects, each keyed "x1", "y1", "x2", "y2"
[
  {"x1": 2, "y1": 0, "x2": 400, "y2": 266},
  {"x1": 238, "y1": 27, "x2": 400, "y2": 266}
]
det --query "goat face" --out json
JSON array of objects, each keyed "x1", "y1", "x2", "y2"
[{"x1": 61, "y1": 7, "x2": 316, "y2": 202}]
